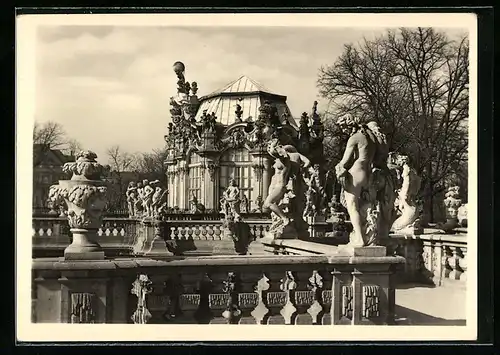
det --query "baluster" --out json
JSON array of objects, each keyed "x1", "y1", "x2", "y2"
[
  {"x1": 194, "y1": 273, "x2": 213, "y2": 324},
  {"x1": 207, "y1": 272, "x2": 231, "y2": 324},
  {"x1": 265, "y1": 271, "x2": 297, "y2": 324},
  {"x1": 214, "y1": 225, "x2": 222, "y2": 241},
  {"x1": 448, "y1": 246, "x2": 461, "y2": 280},
  {"x1": 292, "y1": 271, "x2": 313, "y2": 325},
  {"x1": 431, "y1": 241, "x2": 443, "y2": 286},
  {"x1": 236, "y1": 272, "x2": 261, "y2": 324},
  {"x1": 175, "y1": 273, "x2": 203, "y2": 323},
  {"x1": 250, "y1": 273, "x2": 270, "y2": 324},
  {"x1": 458, "y1": 247, "x2": 467, "y2": 281},
  {"x1": 162, "y1": 274, "x2": 182, "y2": 322},
  {"x1": 200, "y1": 226, "x2": 208, "y2": 240},
  {"x1": 207, "y1": 225, "x2": 215, "y2": 241},
  {"x1": 443, "y1": 245, "x2": 453, "y2": 279},
  {"x1": 146, "y1": 275, "x2": 168, "y2": 323}
]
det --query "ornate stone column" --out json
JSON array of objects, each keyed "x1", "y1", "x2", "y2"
[
  {"x1": 48, "y1": 151, "x2": 109, "y2": 260},
  {"x1": 250, "y1": 149, "x2": 272, "y2": 203},
  {"x1": 201, "y1": 160, "x2": 219, "y2": 210}
]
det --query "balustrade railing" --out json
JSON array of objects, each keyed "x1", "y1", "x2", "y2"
[
  {"x1": 32, "y1": 253, "x2": 403, "y2": 325},
  {"x1": 391, "y1": 229, "x2": 467, "y2": 286}
]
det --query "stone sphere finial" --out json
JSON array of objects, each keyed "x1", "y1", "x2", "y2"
[{"x1": 173, "y1": 61, "x2": 186, "y2": 75}]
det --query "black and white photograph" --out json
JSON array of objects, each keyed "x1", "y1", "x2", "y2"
[{"x1": 16, "y1": 12, "x2": 477, "y2": 342}]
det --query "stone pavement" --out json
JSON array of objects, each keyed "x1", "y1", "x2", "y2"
[{"x1": 394, "y1": 281, "x2": 467, "y2": 325}]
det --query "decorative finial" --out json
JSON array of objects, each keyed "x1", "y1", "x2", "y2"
[
  {"x1": 173, "y1": 61, "x2": 185, "y2": 75},
  {"x1": 191, "y1": 82, "x2": 198, "y2": 96},
  {"x1": 235, "y1": 101, "x2": 243, "y2": 122}
]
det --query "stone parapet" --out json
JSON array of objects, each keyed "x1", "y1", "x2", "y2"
[
  {"x1": 390, "y1": 231, "x2": 467, "y2": 286},
  {"x1": 32, "y1": 253, "x2": 404, "y2": 325}
]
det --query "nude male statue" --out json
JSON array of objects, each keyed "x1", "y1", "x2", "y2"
[
  {"x1": 335, "y1": 116, "x2": 377, "y2": 246},
  {"x1": 263, "y1": 138, "x2": 313, "y2": 226}
]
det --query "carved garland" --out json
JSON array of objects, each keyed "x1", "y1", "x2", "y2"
[
  {"x1": 201, "y1": 162, "x2": 219, "y2": 181},
  {"x1": 251, "y1": 164, "x2": 265, "y2": 182}
]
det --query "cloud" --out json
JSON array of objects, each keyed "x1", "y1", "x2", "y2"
[{"x1": 33, "y1": 25, "x2": 469, "y2": 165}]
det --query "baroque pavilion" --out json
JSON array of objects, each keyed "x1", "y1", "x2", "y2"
[{"x1": 164, "y1": 62, "x2": 324, "y2": 213}]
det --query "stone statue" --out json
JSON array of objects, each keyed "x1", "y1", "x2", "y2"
[
  {"x1": 335, "y1": 117, "x2": 395, "y2": 247},
  {"x1": 391, "y1": 154, "x2": 422, "y2": 234},
  {"x1": 240, "y1": 193, "x2": 249, "y2": 214},
  {"x1": 134, "y1": 181, "x2": 144, "y2": 216},
  {"x1": 264, "y1": 138, "x2": 313, "y2": 238},
  {"x1": 457, "y1": 203, "x2": 467, "y2": 227},
  {"x1": 189, "y1": 194, "x2": 206, "y2": 214},
  {"x1": 141, "y1": 180, "x2": 154, "y2": 218},
  {"x1": 303, "y1": 183, "x2": 317, "y2": 218},
  {"x1": 252, "y1": 195, "x2": 264, "y2": 213},
  {"x1": 151, "y1": 181, "x2": 167, "y2": 218},
  {"x1": 126, "y1": 181, "x2": 138, "y2": 217},
  {"x1": 221, "y1": 178, "x2": 241, "y2": 219}
]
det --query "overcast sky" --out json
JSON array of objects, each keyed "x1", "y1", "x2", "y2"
[{"x1": 34, "y1": 25, "x2": 467, "y2": 164}]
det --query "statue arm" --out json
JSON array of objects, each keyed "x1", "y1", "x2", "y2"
[{"x1": 338, "y1": 136, "x2": 356, "y2": 170}]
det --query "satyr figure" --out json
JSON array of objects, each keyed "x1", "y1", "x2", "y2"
[
  {"x1": 335, "y1": 116, "x2": 395, "y2": 247},
  {"x1": 263, "y1": 138, "x2": 313, "y2": 236},
  {"x1": 141, "y1": 180, "x2": 154, "y2": 217},
  {"x1": 151, "y1": 180, "x2": 167, "y2": 218},
  {"x1": 126, "y1": 181, "x2": 138, "y2": 217},
  {"x1": 240, "y1": 193, "x2": 249, "y2": 214},
  {"x1": 134, "y1": 181, "x2": 144, "y2": 216},
  {"x1": 391, "y1": 154, "x2": 422, "y2": 233}
]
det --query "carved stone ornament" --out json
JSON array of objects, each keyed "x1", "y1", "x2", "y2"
[
  {"x1": 48, "y1": 150, "x2": 108, "y2": 259},
  {"x1": 202, "y1": 161, "x2": 219, "y2": 181},
  {"x1": 251, "y1": 163, "x2": 264, "y2": 182},
  {"x1": 131, "y1": 274, "x2": 153, "y2": 324},
  {"x1": 70, "y1": 292, "x2": 96, "y2": 323},
  {"x1": 362, "y1": 285, "x2": 380, "y2": 319}
]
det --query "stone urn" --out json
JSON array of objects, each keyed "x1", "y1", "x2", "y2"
[
  {"x1": 439, "y1": 186, "x2": 462, "y2": 233},
  {"x1": 49, "y1": 150, "x2": 109, "y2": 260}
]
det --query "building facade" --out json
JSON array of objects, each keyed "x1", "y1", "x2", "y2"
[
  {"x1": 164, "y1": 63, "x2": 325, "y2": 213},
  {"x1": 32, "y1": 144, "x2": 74, "y2": 211}
]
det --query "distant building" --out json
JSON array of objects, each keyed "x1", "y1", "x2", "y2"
[{"x1": 32, "y1": 144, "x2": 74, "y2": 211}]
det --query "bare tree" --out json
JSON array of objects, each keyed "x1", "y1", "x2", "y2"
[
  {"x1": 317, "y1": 27, "x2": 469, "y2": 222},
  {"x1": 62, "y1": 138, "x2": 83, "y2": 157},
  {"x1": 105, "y1": 145, "x2": 140, "y2": 212},
  {"x1": 133, "y1": 147, "x2": 168, "y2": 184},
  {"x1": 33, "y1": 121, "x2": 83, "y2": 166}
]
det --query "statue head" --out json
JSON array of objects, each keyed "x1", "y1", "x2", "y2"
[
  {"x1": 229, "y1": 178, "x2": 237, "y2": 187},
  {"x1": 337, "y1": 115, "x2": 359, "y2": 134},
  {"x1": 143, "y1": 179, "x2": 149, "y2": 186}
]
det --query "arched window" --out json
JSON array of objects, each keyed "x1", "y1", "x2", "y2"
[
  {"x1": 188, "y1": 153, "x2": 203, "y2": 202},
  {"x1": 219, "y1": 148, "x2": 254, "y2": 204}
]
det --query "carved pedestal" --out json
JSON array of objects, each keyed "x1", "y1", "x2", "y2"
[
  {"x1": 58, "y1": 180, "x2": 107, "y2": 260},
  {"x1": 134, "y1": 218, "x2": 173, "y2": 257}
]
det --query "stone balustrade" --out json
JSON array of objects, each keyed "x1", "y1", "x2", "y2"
[
  {"x1": 390, "y1": 229, "x2": 467, "y2": 286},
  {"x1": 33, "y1": 216, "x2": 272, "y2": 257},
  {"x1": 32, "y1": 252, "x2": 404, "y2": 325}
]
